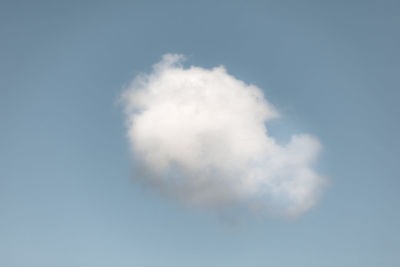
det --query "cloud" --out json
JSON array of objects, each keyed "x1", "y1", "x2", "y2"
[{"x1": 122, "y1": 54, "x2": 325, "y2": 216}]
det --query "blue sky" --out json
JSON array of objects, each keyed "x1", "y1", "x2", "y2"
[{"x1": 1, "y1": 0, "x2": 399, "y2": 266}]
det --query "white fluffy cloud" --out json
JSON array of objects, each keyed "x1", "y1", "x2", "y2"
[{"x1": 122, "y1": 54, "x2": 324, "y2": 216}]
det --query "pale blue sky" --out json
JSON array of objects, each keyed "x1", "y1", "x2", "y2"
[{"x1": 1, "y1": 1, "x2": 399, "y2": 266}]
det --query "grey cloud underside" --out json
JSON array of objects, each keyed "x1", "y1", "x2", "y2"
[{"x1": 122, "y1": 54, "x2": 325, "y2": 216}]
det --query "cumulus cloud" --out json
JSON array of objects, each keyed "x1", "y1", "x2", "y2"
[{"x1": 122, "y1": 54, "x2": 325, "y2": 216}]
